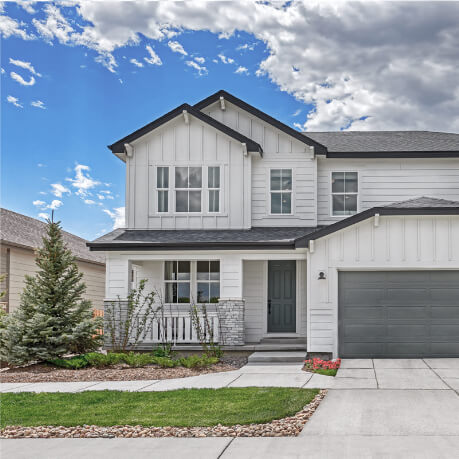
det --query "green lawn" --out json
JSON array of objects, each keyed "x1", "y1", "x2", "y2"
[
  {"x1": 1, "y1": 388, "x2": 319, "y2": 428},
  {"x1": 313, "y1": 368, "x2": 338, "y2": 377}
]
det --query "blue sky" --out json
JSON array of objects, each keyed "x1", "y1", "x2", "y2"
[{"x1": 1, "y1": 1, "x2": 458, "y2": 239}]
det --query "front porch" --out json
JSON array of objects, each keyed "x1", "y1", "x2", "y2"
[{"x1": 104, "y1": 251, "x2": 308, "y2": 348}]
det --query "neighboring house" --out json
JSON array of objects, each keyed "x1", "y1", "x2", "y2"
[
  {"x1": 0, "y1": 208, "x2": 105, "y2": 313},
  {"x1": 88, "y1": 90, "x2": 459, "y2": 359}
]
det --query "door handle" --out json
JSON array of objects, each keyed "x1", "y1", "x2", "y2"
[{"x1": 268, "y1": 300, "x2": 271, "y2": 314}]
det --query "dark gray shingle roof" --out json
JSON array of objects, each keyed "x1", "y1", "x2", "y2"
[
  {"x1": 304, "y1": 131, "x2": 459, "y2": 153},
  {"x1": 1, "y1": 208, "x2": 105, "y2": 265},
  {"x1": 383, "y1": 196, "x2": 459, "y2": 209},
  {"x1": 88, "y1": 226, "x2": 320, "y2": 250}
]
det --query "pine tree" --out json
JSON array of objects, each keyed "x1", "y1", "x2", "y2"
[{"x1": 0, "y1": 217, "x2": 102, "y2": 365}]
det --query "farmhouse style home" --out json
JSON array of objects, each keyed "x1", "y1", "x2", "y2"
[
  {"x1": 88, "y1": 90, "x2": 459, "y2": 359},
  {"x1": 1, "y1": 208, "x2": 106, "y2": 313}
]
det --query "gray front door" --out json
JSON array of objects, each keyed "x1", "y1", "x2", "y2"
[
  {"x1": 268, "y1": 260, "x2": 296, "y2": 333},
  {"x1": 339, "y1": 271, "x2": 459, "y2": 358}
]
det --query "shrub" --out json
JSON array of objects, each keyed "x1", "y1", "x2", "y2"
[
  {"x1": 151, "y1": 356, "x2": 179, "y2": 368},
  {"x1": 121, "y1": 352, "x2": 155, "y2": 368},
  {"x1": 152, "y1": 344, "x2": 174, "y2": 358},
  {"x1": 179, "y1": 354, "x2": 219, "y2": 368},
  {"x1": 83, "y1": 352, "x2": 123, "y2": 367},
  {"x1": 304, "y1": 358, "x2": 341, "y2": 372},
  {"x1": 48, "y1": 355, "x2": 89, "y2": 370}
]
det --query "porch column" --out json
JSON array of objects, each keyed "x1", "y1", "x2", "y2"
[{"x1": 218, "y1": 254, "x2": 245, "y2": 345}]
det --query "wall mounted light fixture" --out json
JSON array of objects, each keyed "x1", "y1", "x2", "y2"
[{"x1": 318, "y1": 271, "x2": 326, "y2": 280}]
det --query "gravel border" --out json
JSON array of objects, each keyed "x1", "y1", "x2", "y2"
[
  {"x1": 0, "y1": 356, "x2": 248, "y2": 383},
  {"x1": 1, "y1": 390, "x2": 326, "y2": 439}
]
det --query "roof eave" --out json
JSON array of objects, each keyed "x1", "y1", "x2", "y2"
[{"x1": 325, "y1": 150, "x2": 459, "y2": 158}]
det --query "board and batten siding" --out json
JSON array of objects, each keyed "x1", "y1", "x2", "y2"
[
  {"x1": 5, "y1": 246, "x2": 105, "y2": 313},
  {"x1": 243, "y1": 260, "x2": 307, "y2": 342},
  {"x1": 126, "y1": 114, "x2": 251, "y2": 230},
  {"x1": 318, "y1": 158, "x2": 459, "y2": 225},
  {"x1": 202, "y1": 101, "x2": 318, "y2": 227},
  {"x1": 307, "y1": 215, "x2": 459, "y2": 356}
]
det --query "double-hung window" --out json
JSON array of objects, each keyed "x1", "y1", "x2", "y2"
[
  {"x1": 175, "y1": 167, "x2": 202, "y2": 212},
  {"x1": 208, "y1": 167, "x2": 220, "y2": 213},
  {"x1": 197, "y1": 261, "x2": 220, "y2": 303},
  {"x1": 270, "y1": 169, "x2": 292, "y2": 214},
  {"x1": 331, "y1": 172, "x2": 358, "y2": 216},
  {"x1": 164, "y1": 261, "x2": 191, "y2": 303},
  {"x1": 157, "y1": 167, "x2": 169, "y2": 212}
]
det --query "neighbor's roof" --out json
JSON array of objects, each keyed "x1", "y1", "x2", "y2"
[
  {"x1": 87, "y1": 226, "x2": 320, "y2": 251},
  {"x1": 0, "y1": 208, "x2": 105, "y2": 265},
  {"x1": 305, "y1": 131, "x2": 459, "y2": 157}
]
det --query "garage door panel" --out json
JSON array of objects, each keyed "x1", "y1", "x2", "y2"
[
  {"x1": 387, "y1": 306, "x2": 427, "y2": 319},
  {"x1": 339, "y1": 270, "x2": 459, "y2": 358}
]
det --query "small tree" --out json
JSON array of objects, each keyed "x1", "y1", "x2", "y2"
[{"x1": 0, "y1": 218, "x2": 102, "y2": 365}]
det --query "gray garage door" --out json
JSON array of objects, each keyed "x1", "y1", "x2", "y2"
[{"x1": 339, "y1": 271, "x2": 459, "y2": 358}]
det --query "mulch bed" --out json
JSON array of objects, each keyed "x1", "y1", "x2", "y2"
[
  {"x1": 1, "y1": 390, "x2": 326, "y2": 439},
  {"x1": 0, "y1": 356, "x2": 248, "y2": 383}
]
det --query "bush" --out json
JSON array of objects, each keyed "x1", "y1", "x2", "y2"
[
  {"x1": 179, "y1": 354, "x2": 219, "y2": 368},
  {"x1": 152, "y1": 344, "x2": 174, "y2": 358},
  {"x1": 48, "y1": 355, "x2": 89, "y2": 369},
  {"x1": 83, "y1": 352, "x2": 123, "y2": 367},
  {"x1": 121, "y1": 352, "x2": 155, "y2": 368},
  {"x1": 151, "y1": 356, "x2": 179, "y2": 368}
]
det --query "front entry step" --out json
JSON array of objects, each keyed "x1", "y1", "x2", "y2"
[{"x1": 247, "y1": 351, "x2": 307, "y2": 365}]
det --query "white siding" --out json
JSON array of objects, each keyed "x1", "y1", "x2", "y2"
[
  {"x1": 203, "y1": 101, "x2": 318, "y2": 227},
  {"x1": 308, "y1": 215, "x2": 459, "y2": 356},
  {"x1": 126, "y1": 114, "x2": 251, "y2": 230},
  {"x1": 318, "y1": 157, "x2": 459, "y2": 225}
]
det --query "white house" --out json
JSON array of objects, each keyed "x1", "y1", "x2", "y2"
[{"x1": 88, "y1": 90, "x2": 459, "y2": 358}]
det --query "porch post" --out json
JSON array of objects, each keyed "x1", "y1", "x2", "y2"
[{"x1": 218, "y1": 254, "x2": 245, "y2": 345}]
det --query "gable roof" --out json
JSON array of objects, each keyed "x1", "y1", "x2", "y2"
[
  {"x1": 193, "y1": 89, "x2": 328, "y2": 155},
  {"x1": 305, "y1": 131, "x2": 459, "y2": 157},
  {"x1": 108, "y1": 103, "x2": 263, "y2": 157},
  {"x1": 0, "y1": 208, "x2": 105, "y2": 265},
  {"x1": 297, "y1": 197, "x2": 459, "y2": 247}
]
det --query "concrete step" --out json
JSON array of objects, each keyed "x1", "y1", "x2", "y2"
[
  {"x1": 259, "y1": 337, "x2": 307, "y2": 345},
  {"x1": 247, "y1": 351, "x2": 307, "y2": 365}
]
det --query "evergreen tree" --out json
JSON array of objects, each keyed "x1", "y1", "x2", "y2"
[{"x1": 0, "y1": 217, "x2": 102, "y2": 365}]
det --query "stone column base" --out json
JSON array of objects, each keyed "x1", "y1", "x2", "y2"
[{"x1": 217, "y1": 298, "x2": 245, "y2": 345}]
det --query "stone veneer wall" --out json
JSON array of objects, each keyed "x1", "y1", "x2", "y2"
[{"x1": 217, "y1": 299, "x2": 245, "y2": 345}]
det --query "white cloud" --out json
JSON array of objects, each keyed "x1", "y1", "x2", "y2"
[
  {"x1": 3, "y1": 1, "x2": 459, "y2": 131},
  {"x1": 6, "y1": 95, "x2": 23, "y2": 108},
  {"x1": 38, "y1": 212, "x2": 49, "y2": 220},
  {"x1": 20, "y1": 2, "x2": 37, "y2": 14},
  {"x1": 144, "y1": 45, "x2": 162, "y2": 65},
  {"x1": 37, "y1": 163, "x2": 45, "y2": 167},
  {"x1": 218, "y1": 53, "x2": 234, "y2": 65},
  {"x1": 66, "y1": 164, "x2": 100, "y2": 197},
  {"x1": 10, "y1": 71, "x2": 35, "y2": 86},
  {"x1": 1, "y1": 67, "x2": 4, "y2": 74},
  {"x1": 0, "y1": 13, "x2": 34, "y2": 40},
  {"x1": 103, "y1": 207, "x2": 125, "y2": 229},
  {"x1": 97, "y1": 194, "x2": 105, "y2": 200},
  {"x1": 292, "y1": 108, "x2": 302, "y2": 117},
  {"x1": 185, "y1": 60, "x2": 207, "y2": 76},
  {"x1": 47, "y1": 200, "x2": 62, "y2": 210},
  {"x1": 237, "y1": 43, "x2": 255, "y2": 51},
  {"x1": 31, "y1": 100, "x2": 46, "y2": 109},
  {"x1": 130, "y1": 58, "x2": 143, "y2": 68},
  {"x1": 39, "y1": 191, "x2": 47, "y2": 195},
  {"x1": 9, "y1": 58, "x2": 42, "y2": 76},
  {"x1": 235, "y1": 66, "x2": 248, "y2": 75},
  {"x1": 33, "y1": 200, "x2": 46, "y2": 207},
  {"x1": 84, "y1": 199, "x2": 95, "y2": 205},
  {"x1": 194, "y1": 56, "x2": 205, "y2": 64},
  {"x1": 168, "y1": 40, "x2": 187, "y2": 55},
  {"x1": 50, "y1": 183, "x2": 71, "y2": 198}
]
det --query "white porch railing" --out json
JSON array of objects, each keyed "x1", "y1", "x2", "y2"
[{"x1": 139, "y1": 311, "x2": 220, "y2": 344}]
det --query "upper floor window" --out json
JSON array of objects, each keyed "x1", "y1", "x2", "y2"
[
  {"x1": 270, "y1": 169, "x2": 292, "y2": 214},
  {"x1": 331, "y1": 172, "x2": 358, "y2": 216},
  {"x1": 175, "y1": 167, "x2": 202, "y2": 212},
  {"x1": 157, "y1": 167, "x2": 169, "y2": 213},
  {"x1": 208, "y1": 167, "x2": 220, "y2": 213}
]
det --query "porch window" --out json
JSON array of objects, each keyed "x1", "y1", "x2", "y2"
[
  {"x1": 197, "y1": 261, "x2": 220, "y2": 303},
  {"x1": 164, "y1": 261, "x2": 191, "y2": 303},
  {"x1": 157, "y1": 167, "x2": 169, "y2": 212},
  {"x1": 175, "y1": 167, "x2": 202, "y2": 212},
  {"x1": 208, "y1": 167, "x2": 220, "y2": 213},
  {"x1": 331, "y1": 172, "x2": 358, "y2": 216},
  {"x1": 270, "y1": 169, "x2": 292, "y2": 214}
]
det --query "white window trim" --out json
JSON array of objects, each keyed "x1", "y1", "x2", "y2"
[
  {"x1": 174, "y1": 166, "x2": 203, "y2": 214},
  {"x1": 156, "y1": 166, "x2": 169, "y2": 214},
  {"x1": 330, "y1": 170, "x2": 359, "y2": 218},
  {"x1": 163, "y1": 260, "x2": 220, "y2": 305},
  {"x1": 207, "y1": 166, "x2": 221, "y2": 214},
  {"x1": 268, "y1": 167, "x2": 294, "y2": 216}
]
